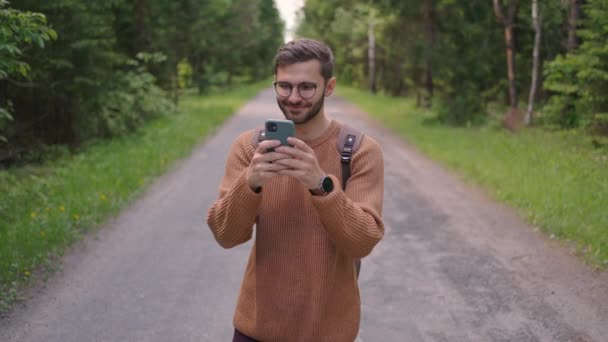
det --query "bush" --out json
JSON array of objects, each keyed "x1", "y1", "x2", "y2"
[
  {"x1": 435, "y1": 92, "x2": 487, "y2": 126},
  {"x1": 91, "y1": 71, "x2": 174, "y2": 138},
  {"x1": 75, "y1": 54, "x2": 174, "y2": 140},
  {"x1": 543, "y1": 0, "x2": 608, "y2": 134}
]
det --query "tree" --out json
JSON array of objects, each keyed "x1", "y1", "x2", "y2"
[
  {"x1": 368, "y1": 13, "x2": 376, "y2": 93},
  {"x1": 295, "y1": 0, "x2": 581, "y2": 130},
  {"x1": 1, "y1": 0, "x2": 285, "y2": 161},
  {"x1": 544, "y1": 0, "x2": 608, "y2": 134},
  {"x1": 0, "y1": 0, "x2": 56, "y2": 143},
  {"x1": 525, "y1": 0, "x2": 542, "y2": 125},
  {"x1": 493, "y1": 0, "x2": 519, "y2": 109},
  {"x1": 567, "y1": 0, "x2": 582, "y2": 50},
  {"x1": 421, "y1": 0, "x2": 435, "y2": 104}
]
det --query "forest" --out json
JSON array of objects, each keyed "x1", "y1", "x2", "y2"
[
  {"x1": 1, "y1": 0, "x2": 284, "y2": 163},
  {"x1": 3, "y1": 0, "x2": 608, "y2": 162},
  {"x1": 297, "y1": 0, "x2": 607, "y2": 137}
]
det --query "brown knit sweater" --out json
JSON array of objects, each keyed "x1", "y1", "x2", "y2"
[{"x1": 207, "y1": 120, "x2": 384, "y2": 341}]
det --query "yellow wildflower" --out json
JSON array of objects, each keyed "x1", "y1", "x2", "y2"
[
  {"x1": 73, "y1": 214, "x2": 80, "y2": 221},
  {"x1": 99, "y1": 194, "x2": 107, "y2": 201},
  {"x1": 59, "y1": 206, "x2": 65, "y2": 212},
  {"x1": 24, "y1": 271, "x2": 31, "y2": 277},
  {"x1": 31, "y1": 212, "x2": 37, "y2": 219}
]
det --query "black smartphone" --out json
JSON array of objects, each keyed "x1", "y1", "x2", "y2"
[{"x1": 264, "y1": 119, "x2": 294, "y2": 152}]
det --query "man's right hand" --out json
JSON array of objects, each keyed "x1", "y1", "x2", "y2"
[{"x1": 247, "y1": 140, "x2": 292, "y2": 191}]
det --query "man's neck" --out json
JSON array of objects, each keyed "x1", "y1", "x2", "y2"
[{"x1": 295, "y1": 112, "x2": 331, "y2": 141}]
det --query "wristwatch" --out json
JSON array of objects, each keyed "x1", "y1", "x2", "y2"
[{"x1": 309, "y1": 175, "x2": 334, "y2": 196}]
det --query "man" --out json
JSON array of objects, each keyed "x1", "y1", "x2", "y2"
[{"x1": 207, "y1": 38, "x2": 384, "y2": 342}]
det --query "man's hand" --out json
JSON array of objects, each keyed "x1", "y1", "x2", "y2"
[
  {"x1": 274, "y1": 137, "x2": 325, "y2": 189},
  {"x1": 247, "y1": 140, "x2": 292, "y2": 191}
]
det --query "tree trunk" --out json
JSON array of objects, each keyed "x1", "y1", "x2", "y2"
[
  {"x1": 368, "y1": 20, "x2": 377, "y2": 94},
  {"x1": 422, "y1": 0, "x2": 435, "y2": 106},
  {"x1": 493, "y1": 0, "x2": 518, "y2": 108},
  {"x1": 526, "y1": 0, "x2": 542, "y2": 125},
  {"x1": 567, "y1": 0, "x2": 582, "y2": 51},
  {"x1": 134, "y1": 0, "x2": 151, "y2": 55}
]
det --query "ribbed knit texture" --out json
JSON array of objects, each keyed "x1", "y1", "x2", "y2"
[{"x1": 207, "y1": 120, "x2": 384, "y2": 342}]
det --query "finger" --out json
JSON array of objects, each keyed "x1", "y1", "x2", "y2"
[
  {"x1": 274, "y1": 145, "x2": 309, "y2": 160},
  {"x1": 256, "y1": 140, "x2": 281, "y2": 154},
  {"x1": 261, "y1": 161, "x2": 291, "y2": 171},
  {"x1": 271, "y1": 164, "x2": 292, "y2": 172},
  {"x1": 262, "y1": 152, "x2": 292, "y2": 163},
  {"x1": 273, "y1": 158, "x2": 306, "y2": 170},
  {"x1": 276, "y1": 169, "x2": 305, "y2": 178},
  {"x1": 286, "y1": 137, "x2": 313, "y2": 152}
]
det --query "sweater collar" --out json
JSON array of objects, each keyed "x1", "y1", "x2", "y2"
[{"x1": 302, "y1": 119, "x2": 340, "y2": 148}]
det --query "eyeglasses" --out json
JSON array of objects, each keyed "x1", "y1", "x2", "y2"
[{"x1": 273, "y1": 81, "x2": 318, "y2": 99}]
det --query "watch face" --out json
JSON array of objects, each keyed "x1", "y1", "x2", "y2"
[{"x1": 322, "y1": 176, "x2": 334, "y2": 193}]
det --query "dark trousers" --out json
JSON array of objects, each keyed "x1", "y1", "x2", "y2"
[{"x1": 233, "y1": 329, "x2": 260, "y2": 342}]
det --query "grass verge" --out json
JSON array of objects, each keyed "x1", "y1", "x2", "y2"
[
  {"x1": 337, "y1": 86, "x2": 608, "y2": 269},
  {"x1": 0, "y1": 81, "x2": 268, "y2": 313}
]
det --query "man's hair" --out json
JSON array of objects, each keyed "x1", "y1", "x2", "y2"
[{"x1": 274, "y1": 38, "x2": 334, "y2": 80}]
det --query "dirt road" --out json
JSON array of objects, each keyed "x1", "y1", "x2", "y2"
[{"x1": 1, "y1": 88, "x2": 607, "y2": 341}]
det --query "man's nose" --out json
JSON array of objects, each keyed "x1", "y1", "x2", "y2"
[{"x1": 288, "y1": 87, "x2": 303, "y2": 102}]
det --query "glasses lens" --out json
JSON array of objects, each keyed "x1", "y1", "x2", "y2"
[
  {"x1": 275, "y1": 82, "x2": 292, "y2": 97},
  {"x1": 298, "y1": 83, "x2": 316, "y2": 99}
]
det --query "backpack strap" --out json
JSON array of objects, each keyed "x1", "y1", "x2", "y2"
[
  {"x1": 337, "y1": 123, "x2": 365, "y2": 279},
  {"x1": 337, "y1": 123, "x2": 364, "y2": 190}
]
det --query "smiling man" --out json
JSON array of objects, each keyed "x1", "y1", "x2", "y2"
[{"x1": 207, "y1": 38, "x2": 385, "y2": 342}]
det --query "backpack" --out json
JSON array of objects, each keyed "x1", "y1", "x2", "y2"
[{"x1": 251, "y1": 123, "x2": 364, "y2": 278}]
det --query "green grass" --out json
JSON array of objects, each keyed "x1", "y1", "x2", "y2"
[
  {"x1": 0, "y1": 81, "x2": 268, "y2": 312},
  {"x1": 337, "y1": 86, "x2": 608, "y2": 268}
]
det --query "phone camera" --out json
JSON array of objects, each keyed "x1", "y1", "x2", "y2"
[{"x1": 267, "y1": 122, "x2": 278, "y2": 132}]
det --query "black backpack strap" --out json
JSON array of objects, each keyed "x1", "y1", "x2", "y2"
[
  {"x1": 337, "y1": 123, "x2": 364, "y2": 279},
  {"x1": 337, "y1": 123, "x2": 364, "y2": 190}
]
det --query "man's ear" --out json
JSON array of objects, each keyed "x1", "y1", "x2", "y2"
[{"x1": 324, "y1": 77, "x2": 336, "y2": 96}]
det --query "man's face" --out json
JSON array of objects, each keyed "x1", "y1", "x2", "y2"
[{"x1": 275, "y1": 60, "x2": 335, "y2": 125}]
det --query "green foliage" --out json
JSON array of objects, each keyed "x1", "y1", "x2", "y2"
[
  {"x1": 177, "y1": 59, "x2": 193, "y2": 89},
  {"x1": 93, "y1": 69, "x2": 174, "y2": 138},
  {"x1": 0, "y1": 0, "x2": 56, "y2": 78},
  {"x1": 298, "y1": 0, "x2": 505, "y2": 122},
  {"x1": 297, "y1": 0, "x2": 373, "y2": 87},
  {"x1": 297, "y1": 0, "x2": 574, "y2": 125},
  {"x1": 0, "y1": 0, "x2": 55, "y2": 143},
  {"x1": 1, "y1": 0, "x2": 284, "y2": 161},
  {"x1": 0, "y1": 81, "x2": 268, "y2": 313},
  {"x1": 544, "y1": 0, "x2": 608, "y2": 134},
  {"x1": 435, "y1": 91, "x2": 487, "y2": 126}
]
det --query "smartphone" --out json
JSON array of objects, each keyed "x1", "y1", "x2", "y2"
[{"x1": 264, "y1": 119, "x2": 294, "y2": 152}]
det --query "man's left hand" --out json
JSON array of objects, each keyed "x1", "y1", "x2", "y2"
[{"x1": 274, "y1": 137, "x2": 325, "y2": 190}]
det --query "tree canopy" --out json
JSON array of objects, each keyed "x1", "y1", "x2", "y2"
[
  {"x1": 296, "y1": 0, "x2": 606, "y2": 134},
  {"x1": 0, "y1": 0, "x2": 284, "y2": 162}
]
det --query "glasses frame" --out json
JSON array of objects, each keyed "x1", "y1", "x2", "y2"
[{"x1": 273, "y1": 81, "x2": 318, "y2": 100}]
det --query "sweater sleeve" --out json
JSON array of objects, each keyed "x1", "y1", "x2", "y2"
[
  {"x1": 206, "y1": 131, "x2": 262, "y2": 249},
  {"x1": 311, "y1": 136, "x2": 385, "y2": 258}
]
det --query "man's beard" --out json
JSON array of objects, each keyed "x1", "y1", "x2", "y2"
[{"x1": 277, "y1": 94, "x2": 325, "y2": 125}]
